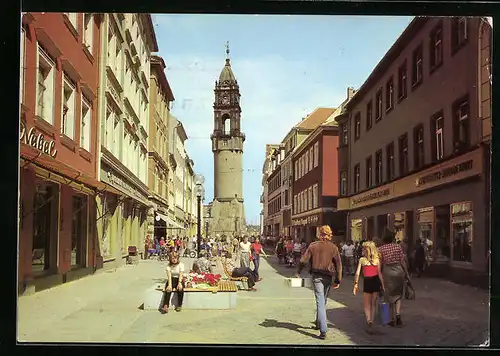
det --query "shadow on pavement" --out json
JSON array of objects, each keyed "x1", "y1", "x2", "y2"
[{"x1": 258, "y1": 318, "x2": 320, "y2": 339}]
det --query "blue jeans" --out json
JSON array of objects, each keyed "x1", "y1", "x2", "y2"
[
  {"x1": 313, "y1": 274, "x2": 332, "y2": 334},
  {"x1": 253, "y1": 254, "x2": 260, "y2": 279}
]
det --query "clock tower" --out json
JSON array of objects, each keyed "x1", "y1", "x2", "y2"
[{"x1": 208, "y1": 43, "x2": 246, "y2": 238}]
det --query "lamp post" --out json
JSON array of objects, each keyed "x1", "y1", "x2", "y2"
[{"x1": 195, "y1": 174, "x2": 205, "y2": 256}]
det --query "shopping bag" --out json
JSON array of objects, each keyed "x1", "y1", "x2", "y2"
[{"x1": 378, "y1": 297, "x2": 390, "y2": 326}]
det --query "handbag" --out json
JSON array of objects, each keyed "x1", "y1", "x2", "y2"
[
  {"x1": 376, "y1": 294, "x2": 390, "y2": 326},
  {"x1": 404, "y1": 279, "x2": 416, "y2": 300}
]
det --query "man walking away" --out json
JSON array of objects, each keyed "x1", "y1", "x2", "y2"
[
  {"x1": 342, "y1": 240, "x2": 356, "y2": 276},
  {"x1": 295, "y1": 225, "x2": 342, "y2": 340}
]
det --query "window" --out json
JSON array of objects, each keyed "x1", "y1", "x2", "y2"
[
  {"x1": 386, "y1": 77, "x2": 394, "y2": 112},
  {"x1": 386, "y1": 142, "x2": 395, "y2": 181},
  {"x1": 307, "y1": 187, "x2": 312, "y2": 211},
  {"x1": 431, "y1": 111, "x2": 445, "y2": 161},
  {"x1": 314, "y1": 143, "x2": 319, "y2": 167},
  {"x1": 36, "y1": 46, "x2": 56, "y2": 124},
  {"x1": 365, "y1": 156, "x2": 372, "y2": 188},
  {"x1": 354, "y1": 164, "x2": 360, "y2": 193},
  {"x1": 354, "y1": 112, "x2": 361, "y2": 140},
  {"x1": 413, "y1": 124, "x2": 425, "y2": 169},
  {"x1": 430, "y1": 21, "x2": 443, "y2": 70},
  {"x1": 294, "y1": 161, "x2": 298, "y2": 181},
  {"x1": 340, "y1": 171, "x2": 348, "y2": 196},
  {"x1": 305, "y1": 150, "x2": 310, "y2": 174},
  {"x1": 398, "y1": 61, "x2": 407, "y2": 100},
  {"x1": 451, "y1": 202, "x2": 473, "y2": 263},
  {"x1": 452, "y1": 17, "x2": 468, "y2": 53},
  {"x1": 309, "y1": 147, "x2": 314, "y2": 170},
  {"x1": 366, "y1": 101, "x2": 372, "y2": 130},
  {"x1": 313, "y1": 184, "x2": 318, "y2": 208},
  {"x1": 65, "y1": 13, "x2": 78, "y2": 32},
  {"x1": 453, "y1": 98, "x2": 470, "y2": 153},
  {"x1": 83, "y1": 14, "x2": 94, "y2": 54},
  {"x1": 375, "y1": 89, "x2": 383, "y2": 121},
  {"x1": 412, "y1": 44, "x2": 423, "y2": 87},
  {"x1": 80, "y1": 97, "x2": 92, "y2": 151},
  {"x1": 341, "y1": 123, "x2": 348, "y2": 145},
  {"x1": 375, "y1": 150, "x2": 383, "y2": 185},
  {"x1": 293, "y1": 195, "x2": 297, "y2": 214},
  {"x1": 62, "y1": 75, "x2": 76, "y2": 139},
  {"x1": 20, "y1": 28, "x2": 26, "y2": 104},
  {"x1": 398, "y1": 133, "x2": 409, "y2": 175}
]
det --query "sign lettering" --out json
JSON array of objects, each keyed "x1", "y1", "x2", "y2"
[
  {"x1": 20, "y1": 122, "x2": 57, "y2": 157},
  {"x1": 352, "y1": 188, "x2": 390, "y2": 206},
  {"x1": 416, "y1": 160, "x2": 473, "y2": 187},
  {"x1": 292, "y1": 214, "x2": 319, "y2": 226}
]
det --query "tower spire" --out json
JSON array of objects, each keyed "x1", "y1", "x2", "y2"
[{"x1": 225, "y1": 41, "x2": 230, "y2": 64}]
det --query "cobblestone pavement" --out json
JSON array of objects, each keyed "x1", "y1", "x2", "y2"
[{"x1": 17, "y1": 254, "x2": 489, "y2": 346}]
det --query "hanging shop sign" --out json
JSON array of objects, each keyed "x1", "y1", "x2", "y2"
[{"x1": 20, "y1": 121, "x2": 57, "y2": 157}]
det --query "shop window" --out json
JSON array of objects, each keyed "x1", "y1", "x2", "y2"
[
  {"x1": 431, "y1": 111, "x2": 445, "y2": 161},
  {"x1": 430, "y1": 21, "x2": 443, "y2": 72},
  {"x1": 398, "y1": 133, "x2": 409, "y2": 175},
  {"x1": 451, "y1": 202, "x2": 473, "y2": 263},
  {"x1": 32, "y1": 184, "x2": 55, "y2": 274},
  {"x1": 375, "y1": 150, "x2": 383, "y2": 185},
  {"x1": 365, "y1": 156, "x2": 373, "y2": 188},
  {"x1": 354, "y1": 164, "x2": 360, "y2": 193},
  {"x1": 375, "y1": 89, "x2": 383, "y2": 121},
  {"x1": 393, "y1": 212, "x2": 405, "y2": 242},
  {"x1": 83, "y1": 13, "x2": 94, "y2": 54},
  {"x1": 71, "y1": 195, "x2": 86, "y2": 268},
  {"x1": 386, "y1": 76, "x2": 394, "y2": 112},
  {"x1": 453, "y1": 97, "x2": 470, "y2": 153},
  {"x1": 412, "y1": 44, "x2": 423, "y2": 88},
  {"x1": 36, "y1": 46, "x2": 56, "y2": 125},
  {"x1": 340, "y1": 171, "x2": 348, "y2": 196},
  {"x1": 351, "y1": 219, "x2": 363, "y2": 242},
  {"x1": 366, "y1": 100, "x2": 373, "y2": 131},
  {"x1": 418, "y1": 207, "x2": 436, "y2": 262},
  {"x1": 341, "y1": 123, "x2": 348, "y2": 145},
  {"x1": 354, "y1": 112, "x2": 361, "y2": 140},
  {"x1": 80, "y1": 96, "x2": 92, "y2": 151},
  {"x1": 451, "y1": 17, "x2": 468, "y2": 54},
  {"x1": 398, "y1": 60, "x2": 407, "y2": 101},
  {"x1": 413, "y1": 124, "x2": 425, "y2": 169},
  {"x1": 386, "y1": 142, "x2": 395, "y2": 181},
  {"x1": 314, "y1": 142, "x2": 319, "y2": 167}
]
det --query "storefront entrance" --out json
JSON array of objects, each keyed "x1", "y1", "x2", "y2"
[{"x1": 71, "y1": 195, "x2": 87, "y2": 269}]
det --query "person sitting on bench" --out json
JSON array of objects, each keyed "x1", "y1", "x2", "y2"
[
  {"x1": 192, "y1": 250, "x2": 213, "y2": 273},
  {"x1": 223, "y1": 252, "x2": 257, "y2": 291}
]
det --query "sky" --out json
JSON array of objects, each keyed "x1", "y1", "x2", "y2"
[{"x1": 152, "y1": 14, "x2": 414, "y2": 226}]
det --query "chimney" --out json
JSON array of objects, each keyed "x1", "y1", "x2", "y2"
[{"x1": 347, "y1": 87, "x2": 356, "y2": 100}]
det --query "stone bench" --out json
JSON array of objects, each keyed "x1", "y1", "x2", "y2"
[{"x1": 140, "y1": 282, "x2": 237, "y2": 311}]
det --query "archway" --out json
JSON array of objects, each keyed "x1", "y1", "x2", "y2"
[{"x1": 221, "y1": 114, "x2": 231, "y2": 134}]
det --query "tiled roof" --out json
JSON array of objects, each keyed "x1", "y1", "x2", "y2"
[{"x1": 294, "y1": 107, "x2": 337, "y2": 130}]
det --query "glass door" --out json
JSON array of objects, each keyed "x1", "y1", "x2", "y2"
[
  {"x1": 32, "y1": 184, "x2": 54, "y2": 274},
  {"x1": 71, "y1": 195, "x2": 86, "y2": 268}
]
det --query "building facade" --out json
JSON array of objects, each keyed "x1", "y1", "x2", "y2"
[
  {"x1": 95, "y1": 13, "x2": 158, "y2": 269},
  {"x1": 260, "y1": 144, "x2": 279, "y2": 237},
  {"x1": 148, "y1": 55, "x2": 175, "y2": 241},
  {"x1": 265, "y1": 147, "x2": 284, "y2": 238},
  {"x1": 19, "y1": 13, "x2": 103, "y2": 293},
  {"x1": 291, "y1": 108, "x2": 345, "y2": 243},
  {"x1": 208, "y1": 47, "x2": 246, "y2": 237},
  {"x1": 336, "y1": 17, "x2": 491, "y2": 287}
]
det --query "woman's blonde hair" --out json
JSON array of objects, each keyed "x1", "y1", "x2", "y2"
[
  {"x1": 168, "y1": 251, "x2": 180, "y2": 265},
  {"x1": 318, "y1": 225, "x2": 333, "y2": 241},
  {"x1": 362, "y1": 241, "x2": 379, "y2": 264}
]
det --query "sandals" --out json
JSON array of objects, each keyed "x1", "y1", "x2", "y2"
[{"x1": 159, "y1": 306, "x2": 169, "y2": 314}]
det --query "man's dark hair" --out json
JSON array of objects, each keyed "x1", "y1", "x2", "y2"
[{"x1": 382, "y1": 229, "x2": 396, "y2": 244}]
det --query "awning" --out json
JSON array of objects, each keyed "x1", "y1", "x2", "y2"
[
  {"x1": 20, "y1": 143, "x2": 121, "y2": 196},
  {"x1": 156, "y1": 212, "x2": 184, "y2": 230}
]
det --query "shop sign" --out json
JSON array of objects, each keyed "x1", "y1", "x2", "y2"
[
  {"x1": 20, "y1": 122, "x2": 57, "y2": 157},
  {"x1": 292, "y1": 214, "x2": 319, "y2": 226},
  {"x1": 415, "y1": 160, "x2": 473, "y2": 187},
  {"x1": 103, "y1": 168, "x2": 145, "y2": 203},
  {"x1": 352, "y1": 188, "x2": 390, "y2": 207}
]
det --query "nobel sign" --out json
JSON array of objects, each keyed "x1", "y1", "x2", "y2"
[
  {"x1": 20, "y1": 122, "x2": 57, "y2": 158},
  {"x1": 416, "y1": 160, "x2": 473, "y2": 187}
]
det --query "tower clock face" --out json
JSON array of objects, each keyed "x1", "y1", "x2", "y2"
[{"x1": 222, "y1": 94, "x2": 230, "y2": 105}]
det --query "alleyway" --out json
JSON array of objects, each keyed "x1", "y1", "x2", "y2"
[{"x1": 17, "y1": 255, "x2": 489, "y2": 346}]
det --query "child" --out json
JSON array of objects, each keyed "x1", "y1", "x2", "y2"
[
  {"x1": 353, "y1": 241, "x2": 385, "y2": 332},
  {"x1": 160, "y1": 252, "x2": 185, "y2": 314}
]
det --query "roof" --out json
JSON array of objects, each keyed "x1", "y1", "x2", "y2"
[
  {"x1": 176, "y1": 121, "x2": 188, "y2": 142},
  {"x1": 345, "y1": 17, "x2": 427, "y2": 110},
  {"x1": 151, "y1": 55, "x2": 175, "y2": 102},
  {"x1": 219, "y1": 59, "x2": 237, "y2": 82},
  {"x1": 143, "y1": 14, "x2": 159, "y2": 52},
  {"x1": 294, "y1": 107, "x2": 337, "y2": 130}
]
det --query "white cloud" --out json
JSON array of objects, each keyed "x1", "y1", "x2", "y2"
[{"x1": 156, "y1": 52, "x2": 346, "y2": 224}]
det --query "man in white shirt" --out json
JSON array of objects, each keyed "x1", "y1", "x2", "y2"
[
  {"x1": 239, "y1": 236, "x2": 252, "y2": 268},
  {"x1": 341, "y1": 240, "x2": 356, "y2": 275}
]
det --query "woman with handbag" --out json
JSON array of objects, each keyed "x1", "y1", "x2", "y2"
[
  {"x1": 378, "y1": 229, "x2": 410, "y2": 327},
  {"x1": 353, "y1": 241, "x2": 385, "y2": 332}
]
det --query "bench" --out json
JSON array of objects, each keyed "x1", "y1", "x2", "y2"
[
  {"x1": 217, "y1": 280, "x2": 238, "y2": 292},
  {"x1": 220, "y1": 259, "x2": 249, "y2": 290}
]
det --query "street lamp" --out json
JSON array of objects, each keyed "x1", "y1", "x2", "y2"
[{"x1": 195, "y1": 174, "x2": 205, "y2": 256}]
